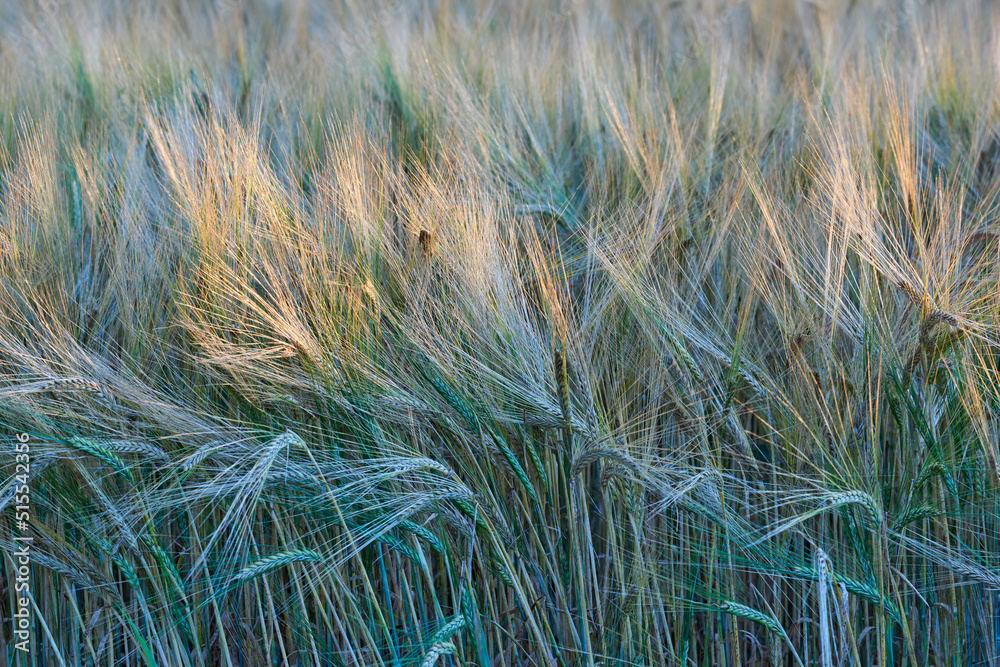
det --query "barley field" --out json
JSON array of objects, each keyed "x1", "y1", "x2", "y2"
[{"x1": 1, "y1": 0, "x2": 999, "y2": 665}]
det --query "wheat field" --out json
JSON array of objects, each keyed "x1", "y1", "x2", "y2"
[{"x1": 0, "y1": 0, "x2": 999, "y2": 665}]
